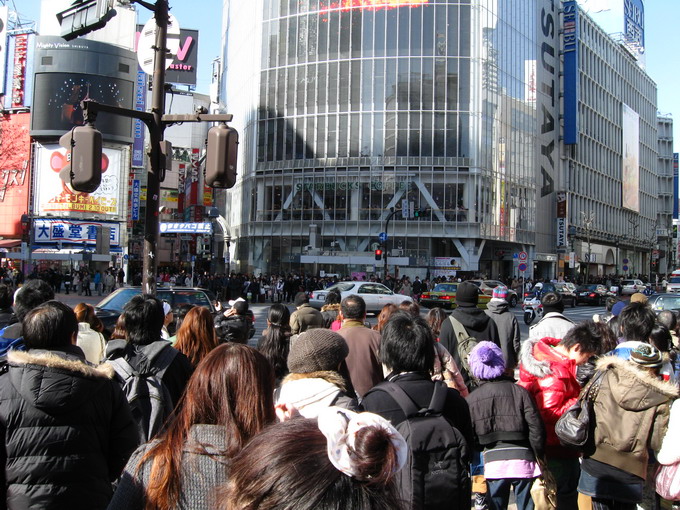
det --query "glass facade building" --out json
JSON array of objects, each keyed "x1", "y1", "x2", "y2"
[{"x1": 221, "y1": 0, "x2": 663, "y2": 278}]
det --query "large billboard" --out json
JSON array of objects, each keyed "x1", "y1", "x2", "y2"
[
  {"x1": 31, "y1": 37, "x2": 136, "y2": 143},
  {"x1": 33, "y1": 219, "x2": 121, "y2": 246},
  {"x1": 135, "y1": 27, "x2": 199, "y2": 86},
  {"x1": 33, "y1": 143, "x2": 125, "y2": 218},
  {"x1": 622, "y1": 103, "x2": 640, "y2": 212},
  {"x1": 0, "y1": 113, "x2": 30, "y2": 238},
  {"x1": 563, "y1": 0, "x2": 579, "y2": 145}
]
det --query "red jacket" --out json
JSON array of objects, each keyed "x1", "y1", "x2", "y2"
[{"x1": 518, "y1": 336, "x2": 581, "y2": 458}]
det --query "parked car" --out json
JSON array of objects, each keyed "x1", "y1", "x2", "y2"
[
  {"x1": 554, "y1": 282, "x2": 577, "y2": 307},
  {"x1": 95, "y1": 286, "x2": 218, "y2": 334},
  {"x1": 309, "y1": 282, "x2": 413, "y2": 314},
  {"x1": 419, "y1": 282, "x2": 491, "y2": 310},
  {"x1": 469, "y1": 279, "x2": 519, "y2": 307},
  {"x1": 665, "y1": 271, "x2": 680, "y2": 293},
  {"x1": 620, "y1": 279, "x2": 645, "y2": 295},
  {"x1": 648, "y1": 293, "x2": 680, "y2": 314},
  {"x1": 574, "y1": 284, "x2": 610, "y2": 306}
]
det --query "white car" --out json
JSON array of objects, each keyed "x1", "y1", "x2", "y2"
[
  {"x1": 310, "y1": 282, "x2": 414, "y2": 313},
  {"x1": 620, "y1": 279, "x2": 645, "y2": 295}
]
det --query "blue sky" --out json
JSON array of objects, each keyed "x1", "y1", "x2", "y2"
[{"x1": 13, "y1": 0, "x2": 680, "y2": 142}]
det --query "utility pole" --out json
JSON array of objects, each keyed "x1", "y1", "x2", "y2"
[
  {"x1": 581, "y1": 211, "x2": 595, "y2": 284},
  {"x1": 57, "y1": 0, "x2": 236, "y2": 297},
  {"x1": 383, "y1": 207, "x2": 399, "y2": 278}
]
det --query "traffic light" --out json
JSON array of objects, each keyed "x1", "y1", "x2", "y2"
[
  {"x1": 413, "y1": 208, "x2": 430, "y2": 218},
  {"x1": 205, "y1": 123, "x2": 239, "y2": 188},
  {"x1": 58, "y1": 124, "x2": 103, "y2": 193},
  {"x1": 374, "y1": 248, "x2": 383, "y2": 261}
]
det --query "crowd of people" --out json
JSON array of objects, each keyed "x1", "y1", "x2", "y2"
[{"x1": 0, "y1": 273, "x2": 679, "y2": 509}]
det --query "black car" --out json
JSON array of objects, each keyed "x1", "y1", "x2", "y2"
[
  {"x1": 95, "y1": 286, "x2": 218, "y2": 334},
  {"x1": 574, "y1": 284, "x2": 609, "y2": 306},
  {"x1": 554, "y1": 282, "x2": 577, "y2": 308}
]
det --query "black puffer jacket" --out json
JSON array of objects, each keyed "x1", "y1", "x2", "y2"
[
  {"x1": 465, "y1": 377, "x2": 545, "y2": 457},
  {"x1": 0, "y1": 346, "x2": 138, "y2": 509},
  {"x1": 214, "y1": 313, "x2": 252, "y2": 344}
]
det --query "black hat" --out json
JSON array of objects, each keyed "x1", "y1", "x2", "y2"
[{"x1": 455, "y1": 281, "x2": 479, "y2": 307}]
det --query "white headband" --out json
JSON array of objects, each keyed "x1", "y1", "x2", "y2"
[{"x1": 317, "y1": 406, "x2": 408, "y2": 481}]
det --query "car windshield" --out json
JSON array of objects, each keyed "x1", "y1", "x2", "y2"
[
  {"x1": 96, "y1": 288, "x2": 139, "y2": 313},
  {"x1": 433, "y1": 284, "x2": 457, "y2": 293},
  {"x1": 652, "y1": 295, "x2": 680, "y2": 311},
  {"x1": 576, "y1": 285, "x2": 597, "y2": 291}
]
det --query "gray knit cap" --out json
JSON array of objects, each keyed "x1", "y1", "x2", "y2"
[{"x1": 287, "y1": 329, "x2": 349, "y2": 373}]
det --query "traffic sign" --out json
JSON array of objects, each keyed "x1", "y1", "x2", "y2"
[
  {"x1": 513, "y1": 252, "x2": 518, "y2": 259},
  {"x1": 518, "y1": 262, "x2": 528, "y2": 272},
  {"x1": 623, "y1": 265, "x2": 629, "y2": 272},
  {"x1": 518, "y1": 251, "x2": 528, "y2": 261},
  {"x1": 379, "y1": 232, "x2": 388, "y2": 242},
  {"x1": 137, "y1": 13, "x2": 181, "y2": 75}
]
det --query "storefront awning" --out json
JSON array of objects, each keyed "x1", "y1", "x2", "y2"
[{"x1": 0, "y1": 239, "x2": 22, "y2": 248}]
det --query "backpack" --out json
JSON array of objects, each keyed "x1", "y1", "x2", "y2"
[
  {"x1": 372, "y1": 381, "x2": 471, "y2": 510},
  {"x1": 447, "y1": 316, "x2": 479, "y2": 387},
  {"x1": 108, "y1": 346, "x2": 178, "y2": 443}
]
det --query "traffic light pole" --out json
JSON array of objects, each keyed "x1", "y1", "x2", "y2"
[{"x1": 383, "y1": 207, "x2": 398, "y2": 278}]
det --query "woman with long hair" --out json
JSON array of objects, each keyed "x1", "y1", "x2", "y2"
[
  {"x1": 110, "y1": 313, "x2": 127, "y2": 340},
  {"x1": 221, "y1": 408, "x2": 407, "y2": 510},
  {"x1": 73, "y1": 302, "x2": 106, "y2": 364},
  {"x1": 373, "y1": 303, "x2": 398, "y2": 333},
  {"x1": 321, "y1": 290, "x2": 342, "y2": 330},
  {"x1": 109, "y1": 343, "x2": 276, "y2": 510},
  {"x1": 173, "y1": 306, "x2": 219, "y2": 368},
  {"x1": 257, "y1": 303, "x2": 292, "y2": 382}
]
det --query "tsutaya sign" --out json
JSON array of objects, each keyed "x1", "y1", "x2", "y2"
[
  {"x1": 160, "y1": 222, "x2": 212, "y2": 234},
  {"x1": 295, "y1": 179, "x2": 413, "y2": 192}
]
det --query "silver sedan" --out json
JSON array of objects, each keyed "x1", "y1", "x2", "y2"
[{"x1": 310, "y1": 282, "x2": 414, "y2": 314}]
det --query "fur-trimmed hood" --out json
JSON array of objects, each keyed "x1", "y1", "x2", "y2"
[
  {"x1": 281, "y1": 370, "x2": 347, "y2": 391},
  {"x1": 277, "y1": 370, "x2": 347, "y2": 418},
  {"x1": 8, "y1": 349, "x2": 115, "y2": 414},
  {"x1": 519, "y1": 336, "x2": 562, "y2": 378},
  {"x1": 595, "y1": 355, "x2": 679, "y2": 411}
]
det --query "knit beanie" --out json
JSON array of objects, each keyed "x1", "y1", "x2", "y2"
[
  {"x1": 629, "y1": 343, "x2": 662, "y2": 368},
  {"x1": 630, "y1": 292, "x2": 648, "y2": 304},
  {"x1": 492, "y1": 286, "x2": 508, "y2": 300},
  {"x1": 287, "y1": 329, "x2": 349, "y2": 373},
  {"x1": 468, "y1": 341, "x2": 506, "y2": 380},
  {"x1": 456, "y1": 281, "x2": 479, "y2": 307}
]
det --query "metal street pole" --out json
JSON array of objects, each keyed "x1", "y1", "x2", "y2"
[
  {"x1": 142, "y1": 0, "x2": 168, "y2": 296},
  {"x1": 383, "y1": 207, "x2": 398, "y2": 278}
]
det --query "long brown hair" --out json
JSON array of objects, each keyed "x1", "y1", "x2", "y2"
[
  {"x1": 140, "y1": 343, "x2": 276, "y2": 510},
  {"x1": 174, "y1": 306, "x2": 219, "y2": 367},
  {"x1": 373, "y1": 303, "x2": 398, "y2": 332},
  {"x1": 73, "y1": 302, "x2": 104, "y2": 332}
]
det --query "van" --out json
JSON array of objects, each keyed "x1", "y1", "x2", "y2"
[{"x1": 667, "y1": 270, "x2": 680, "y2": 293}]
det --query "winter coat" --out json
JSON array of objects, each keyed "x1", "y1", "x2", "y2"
[
  {"x1": 276, "y1": 370, "x2": 359, "y2": 418},
  {"x1": 108, "y1": 424, "x2": 230, "y2": 510},
  {"x1": 105, "y1": 339, "x2": 193, "y2": 411},
  {"x1": 0, "y1": 347, "x2": 138, "y2": 509},
  {"x1": 587, "y1": 355, "x2": 678, "y2": 479},
  {"x1": 320, "y1": 304, "x2": 340, "y2": 329},
  {"x1": 77, "y1": 322, "x2": 107, "y2": 365},
  {"x1": 528, "y1": 311, "x2": 575, "y2": 341},
  {"x1": 484, "y1": 298, "x2": 521, "y2": 370},
  {"x1": 289, "y1": 303, "x2": 324, "y2": 335},
  {"x1": 517, "y1": 336, "x2": 581, "y2": 458},
  {"x1": 439, "y1": 306, "x2": 501, "y2": 387},
  {"x1": 214, "y1": 313, "x2": 252, "y2": 344},
  {"x1": 337, "y1": 320, "x2": 383, "y2": 398},
  {"x1": 465, "y1": 377, "x2": 545, "y2": 458},
  {"x1": 361, "y1": 371, "x2": 474, "y2": 450}
]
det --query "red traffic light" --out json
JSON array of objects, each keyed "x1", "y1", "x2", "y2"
[{"x1": 374, "y1": 248, "x2": 383, "y2": 261}]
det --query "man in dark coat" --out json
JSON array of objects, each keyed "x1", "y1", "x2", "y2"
[
  {"x1": 439, "y1": 281, "x2": 501, "y2": 389},
  {"x1": 0, "y1": 301, "x2": 138, "y2": 509},
  {"x1": 214, "y1": 298, "x2": 252, "y2": 343}
]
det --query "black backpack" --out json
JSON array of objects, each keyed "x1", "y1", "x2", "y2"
[{"x1": 372, "y1": 381, "x2": 471, "y2": 510}]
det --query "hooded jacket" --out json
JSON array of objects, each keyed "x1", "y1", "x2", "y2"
[
  {"x1": 528, "y1": 311, "x2": 575, "y2": 341},
  {"x1": 0, "y1": 347, "x2": 138, "y2": 509},
  {"x1": 517, "y1": 336, "x2": 581, "y2": 458},
  {"x1": 214, "y1": 313, "x2": 252, "y2": 344},
  {"x1": 587, "y1": 355, "x2": 678, "y2": 479},
  {"x1": 276, "y1": 370, "x2": 358, "y2": 418},
  {"x1": 484, "y1": 298, "x2": 521, "y2": 370}
]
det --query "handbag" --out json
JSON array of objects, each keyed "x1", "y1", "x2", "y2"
[
  {"x1": 555, "y1": 370, "x2": 605, "y2": 449},
  {"x1": 656, "y1": 462, "x2": 680, "y2": 501},
  {"x1": 531, "y1": 456, "x2": 557, "y2": 510}
]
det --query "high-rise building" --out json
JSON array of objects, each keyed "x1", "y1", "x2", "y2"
[{"x1": 221, "y1": 0, "x2": 664, "y2": 280}]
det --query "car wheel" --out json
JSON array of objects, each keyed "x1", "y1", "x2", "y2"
[{"x1": 509, "y1": 295, "x2": 518, "y2": 308}]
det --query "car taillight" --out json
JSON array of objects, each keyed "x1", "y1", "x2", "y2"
[
  {"x1": 421, "y1": 292, "x2": 430, "y2": 298},
  {"x1": 442, "y1": 296, "x2": 451, "y2": 300},
  {"x1": 589, "y1": 293, "x2": 596, "y2": 298}
]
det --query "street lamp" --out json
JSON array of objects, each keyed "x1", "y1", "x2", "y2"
[{"x1": 581, "y1": 211, "x2": 595, "y2": 284}]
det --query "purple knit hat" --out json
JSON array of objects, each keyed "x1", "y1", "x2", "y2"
[{"x1": 468, "y1": 341, "x2": 505, "y2": 380}]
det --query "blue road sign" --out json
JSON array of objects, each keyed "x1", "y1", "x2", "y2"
[
  {"x1": 518, "y1": 262, "x2": 528, "y2": 272},
  {"x1": 379, "y1": 232, "x2": 388, "y2": 242}
]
